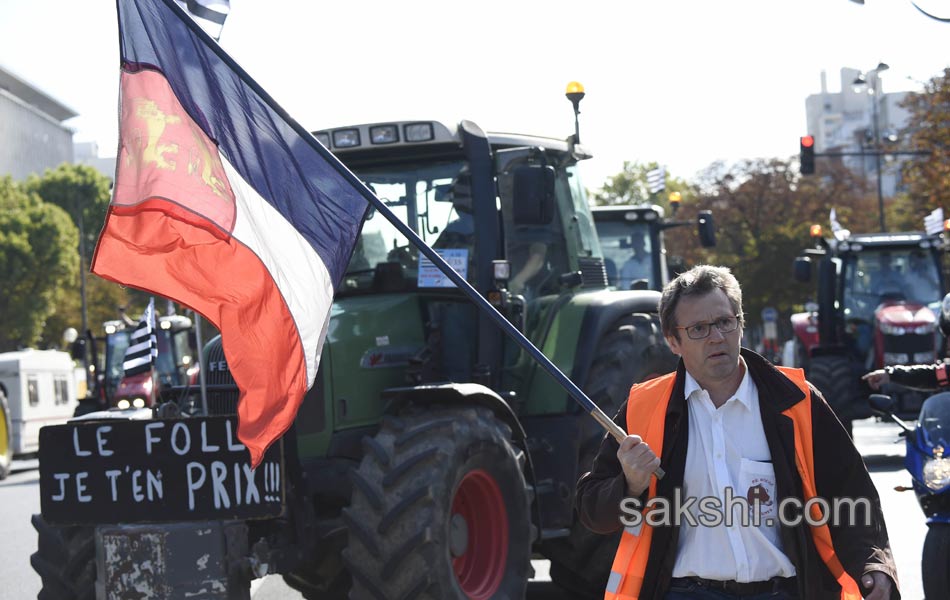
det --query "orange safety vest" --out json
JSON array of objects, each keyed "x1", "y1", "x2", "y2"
[{"x1": 603, "y1": 367, "x2": 862, "y2": 600}]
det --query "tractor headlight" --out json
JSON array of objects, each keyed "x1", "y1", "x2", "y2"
[
  {"x1": 117, "y1": 399, "x2": 131, "y2": 410},
  {"x1": 914, "y1": 323, "x2": 937, "y2": 335},
  {"x1": 132, "y1": 397, "x2": 146, "y2": 409},
  {"x1": 923, "y1": 456, "x2": 950, "y2": 491},
  {"x1": 879, "y1": 322, "x2": 908, "y2": 336},
  {"x1": 369, "y1": 125, "x2": 399, "y2": 144},
  {"x1": 404, "y1": 123, "x2": 434, "y2": 142}
]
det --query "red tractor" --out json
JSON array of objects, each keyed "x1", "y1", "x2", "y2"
[{"x1": 791, "y1": 225, "x2": 947, "y2": 433}]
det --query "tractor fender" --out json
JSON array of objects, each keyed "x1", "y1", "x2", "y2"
[
  {"x1": 381, "y1": 382, "x2": 526, "y2": 446},
  {"x1": 570, "y1": 290, "x2": 665, "y2": 393}
]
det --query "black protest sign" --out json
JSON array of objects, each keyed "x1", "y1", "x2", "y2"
[{"x1": 38, "y1": 416, "x2": 284, "y2": 525}]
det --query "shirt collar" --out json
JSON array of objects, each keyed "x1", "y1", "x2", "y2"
[{"x1": 683, "y1": 356, "x2": 754, "y2": 410}]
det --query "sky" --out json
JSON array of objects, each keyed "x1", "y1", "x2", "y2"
[{"x1": 1, "y1": 0, "x2": 949, "y2": 191}]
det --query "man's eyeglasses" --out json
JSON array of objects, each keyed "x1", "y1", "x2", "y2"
[{"x1": 676, "y1": 315, "x2": 741, "y2": 340}]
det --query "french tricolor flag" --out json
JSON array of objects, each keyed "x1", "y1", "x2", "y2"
[{"x1": 92, "y1": 0, "x2": 368, "y2": 466}]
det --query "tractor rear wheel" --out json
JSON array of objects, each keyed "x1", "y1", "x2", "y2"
[
  {"x1": 30, "y1": 514, "x2": 96, "y2": 600},
  {"x1": 806, "y1": 354, "x2": 858, "y2": 437},
  {"x1": 343, "y1": 406, "x2": 532, "y2": 600},
  {"x1": 0, "y1": 389, "x2": 12, "y2": 480},
  {"x1": 548, "y1": 314, "x2": 677, "y2": 599}
]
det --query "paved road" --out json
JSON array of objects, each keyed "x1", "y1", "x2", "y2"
[{"x1": 0, "y1": 419, "x2": 929, "y2": 599}]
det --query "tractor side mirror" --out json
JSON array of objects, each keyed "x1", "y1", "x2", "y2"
[
  {"x1": 697, "y1": 210, "x2": 716, "y2": 248},
  {"x1": 70, "y1": 338, "x2": 87, "y2": 361},
  {"x1": 512, "y1": 165, "x2": 555, "y2": 225},
  {"x1": 793, "y1": 257, "x2": 812, "y2": 283}
]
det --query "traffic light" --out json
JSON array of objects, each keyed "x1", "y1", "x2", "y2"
[{"x1": 800, "y1": 135, "x2": 816, "y2": 175}]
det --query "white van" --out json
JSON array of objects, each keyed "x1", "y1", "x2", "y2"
[{"x1": 0, "y1": 349, "x2": 78, "y2": 477}]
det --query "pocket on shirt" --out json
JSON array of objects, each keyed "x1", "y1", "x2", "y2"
[{"x1": 738, "y1": 458, "x2": 777, "y2": 521}]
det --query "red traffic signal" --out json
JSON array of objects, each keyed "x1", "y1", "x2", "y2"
[{"x1": 800, "y1": 135, "x2": 816, "y2": 175}]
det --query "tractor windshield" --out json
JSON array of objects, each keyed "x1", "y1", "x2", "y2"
[
  {"x1": 340, "y1": 160, "x2": 469, "y2": 295},
  {"x1": 596, "y1": 221, "x2": 655, "y2": 290},
  {"x1": 843, "y1": 248, "x2": 943, "y2": 321}
]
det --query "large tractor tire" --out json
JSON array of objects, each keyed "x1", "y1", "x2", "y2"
[
  {"x1": 0, "y1": 388, "x2": 12, "y2": 480},
  {"x1": 343, "y1": 406, "x2": 532, "y2": 600},
  {"x1": 30, "y1": 514, "x2": 96, "y2": 600},
  {"x1": 806, "y1": 354, "x2": 859, "y2": 437},
  {"x1": 923, "y1": 523, "x2": 950, "y2": 600},
  {"x1": 548, "y1": 314, "x2": 677, "y2": 599}
]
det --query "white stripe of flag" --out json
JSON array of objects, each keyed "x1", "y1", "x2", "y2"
[
  {"x1": 647, "y1": 167, "x2": 665, "y2": 194},
  {"x1": 123, "y1": 298, "x2": 158, "y2": 377}
]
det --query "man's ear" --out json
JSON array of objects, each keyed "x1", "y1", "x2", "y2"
[{"x1": 665, "y1": 334, "x2": 681, "y2": 356}]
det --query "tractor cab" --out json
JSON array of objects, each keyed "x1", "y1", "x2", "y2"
[
  {"x1": 312, "y1": 120, "x2": 608, "y2": 392},
  {"x1": 592, "y1": 203, "x2": 715, "y2": 291},
  {"x1": 101, "y1": 313, "x2": 196, "y2": 408},
  {"x1": 792, "y1": 220, "x2": 949, "y2": 426}
]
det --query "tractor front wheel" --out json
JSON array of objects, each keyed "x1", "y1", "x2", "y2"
[
  {"x1": 30, "y1": 514, "x2": 97, "y2": 600},
  {"x1": 343, "y1": 406, "x2": 532, "y2": 600},
  {"x1": 806, "y1": 354, "x2": 859, "y2": 437},
  {"x1": 0, "y1": 389, "x2": 12, "y2": 480}
]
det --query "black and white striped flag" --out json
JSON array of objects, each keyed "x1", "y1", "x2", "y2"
[
  {"x1": 123, "y1": 298, "x2": 158, "y2": 377},
  {"x1": 173, "y1": 0, "x2": 231, "y2": 41},
  {"x1": 647, "y1": 167, "x2": 666, "y2": 194}
]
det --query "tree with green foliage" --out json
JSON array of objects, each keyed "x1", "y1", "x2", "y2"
[
  {"x1": 0, "y1": 177, "x2": 78, "y2": 350},
  {"x1": 899, "y1": 67, "x2": 950, "y2": 220},
  {"x1": 21, "y1": 164, "x2": 132, "y2": 348},
  {"x1": 591, "y1": 160, "x2": 690, "y2": 213}
]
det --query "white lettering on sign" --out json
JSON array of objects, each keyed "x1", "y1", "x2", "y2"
[
  {"x1": 201, "y1": 422, "x2": 220, "y2": 452},
  {"x1": 145, "y1": 422, "x2": 165, "y2": 454},
  {"x1": 171, "y1": 422, "x2": 192, "y2": 455},
  {"x1": 96, "y1": 426, "x2": 114, "y2": 456}
]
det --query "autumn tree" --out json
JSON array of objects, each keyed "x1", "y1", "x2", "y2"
[
  {"x1": 0, "y1": 177, "x2": 78, "y2": 350},
  {"x1": 590, "y1": 160, "x2": 690, "y2": 214},
  {"x1": 664, "y1": 158, "x2": 874, "y2": 336},
  {"x1": 899, "y1": 67, "x2": 950, "y2": 218}
]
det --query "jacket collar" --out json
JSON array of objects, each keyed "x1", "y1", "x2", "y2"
[{"x1": 671, "y1": 348, "x2": 806, "y2": 414}]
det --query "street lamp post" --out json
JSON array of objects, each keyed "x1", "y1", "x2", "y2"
[{"x1": 853, "y1": 62, "x2": 889, "y2": 232}]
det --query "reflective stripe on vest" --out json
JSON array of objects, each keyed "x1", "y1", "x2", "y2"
[{"x1": 604, "y1": 367, "x2": 862, "y2": 600}]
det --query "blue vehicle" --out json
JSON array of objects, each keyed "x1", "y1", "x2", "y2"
[{"x1": 869, "y1": 391, "x2": 950, "y2": 598}]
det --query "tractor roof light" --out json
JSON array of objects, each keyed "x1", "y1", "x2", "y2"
[
  {"x1": 159, "y1": 319, "x2": 172, "y2": 330},
  {"x1": 314, "y1": 132, "x2": 330, "y2": 148},
  {"x1": 642, "y1": 211, "x2": 658, "y2": 221},
  {"x1": 810, "y1": 224, "x2": 822, "y2": 238},
  {"x1": 369, "y1": 124, "x2": 399, "y2": 144},
  {"x1": 624, "y1": 212, "x2": 641, "y2": 221},
  {"x1": 404, "y1": 122, "x2": 434, "y2": 142},
  {"x1": 838, "y1": 242, "x2": 850, "y2": 252},
  {"x1": 332, "y1": 128, "x2": 361, "y2": 148},
  {"x1": 565, "y1": 81, "x2": 586, "y2": 105},
  {"x1": 944, "y1": 219, "x2": 950, "y2": 232}
]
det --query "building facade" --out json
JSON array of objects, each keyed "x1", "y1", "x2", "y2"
[
  {"x1": 0, "y1": 65, "x2": 76, "y2": 181},
  {"x1": 805, "y1": 67, "x2": 913, "y2": 198}
]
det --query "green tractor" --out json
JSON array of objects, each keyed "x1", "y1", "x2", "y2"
[
  {"x1": 593, "y1": 202, "x2": 716, "y2": 292},
  {"x1": 32, "y1": 117, "x2": 677, "y2": 599}
]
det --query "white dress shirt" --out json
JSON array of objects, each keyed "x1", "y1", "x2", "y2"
[{"x1": 671, "y1": 357, "x2": 797, "y2": 582}]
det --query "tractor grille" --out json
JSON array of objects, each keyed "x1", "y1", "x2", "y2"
[
  {"x1": 203, "y1": 342, "x2": 239, "y2": 415},
  {"x1": 882, "y1": 333, "x2": 935, "y2": 366},
  {"x1": 579, "y1": 257, "x2": 608, "y2": 288}
]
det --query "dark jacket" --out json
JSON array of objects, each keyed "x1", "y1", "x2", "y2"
[
  {"x1": 885, "y1": 361, "x2": 950, "y2": 391},
  {"x1": 576, "y1": 349, "x2": 899, "y2": 600}
]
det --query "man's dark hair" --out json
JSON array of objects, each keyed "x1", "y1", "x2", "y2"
[{"x1": 659, "y1": 264, "x2": 745, "y2": 340}]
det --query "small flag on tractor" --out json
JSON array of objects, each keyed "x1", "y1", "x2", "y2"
[
  {"x1": 647, "y1": 167, "x2": 665, "y2": 194},
  {"x1": 123, "y1": 298, "x2": 158, "y2": 378},
  {"x1": 173, "y1": 0, "x2": 230, "y2": 40}
]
